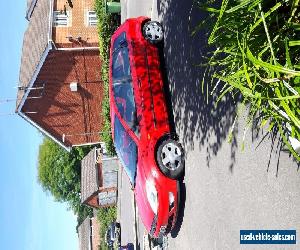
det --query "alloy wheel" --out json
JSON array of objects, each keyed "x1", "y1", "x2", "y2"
[
  {"x1": 143, "y1": 21, "x2": 163, "y2": 43},
  {"x1": 161, "y1": 142, "x2": 182, "y2": 170}
]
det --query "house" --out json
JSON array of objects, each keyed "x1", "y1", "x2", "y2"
[
  {"x1": 81, "y1": 147, "x2": 119, "y2": 208},
  {"x1": 17, "y1": 0, "x2": 104, "y2": 151},
  {"x1": 78, "y1": 216, "x2": 101, "y2": 250}
]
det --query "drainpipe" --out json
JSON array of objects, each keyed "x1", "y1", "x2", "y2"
[
  {"x1": 48, "y1": 0, "x2": 54, "y2": 43},
  {"x1": 53, "y1": 47, "x2": 100, "y2": 51}
]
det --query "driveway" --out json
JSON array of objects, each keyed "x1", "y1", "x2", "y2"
[
  {"x1": 117, "y1": 165, "x2": 136, "y2": 246},
  {"x1": 119, "y1": 1, "x2": 300, "y2": 249},
  {"x1": 120, "y1": 0, "x2": 153, "y2": 23},
  {"x1": 161, "y1": 1, "x2": 300, "y2": 249}
]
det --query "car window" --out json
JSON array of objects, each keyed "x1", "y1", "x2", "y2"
[
  {"x1": 113, "y1": 115, "x2": 137, "y2": 185},
  {"x1": 113, "y1": 79, "x2": 138, "y2": 132},
  {"x1": 112, "y1": 47, "x2": 131, "y2": 79},
  {"x1": 112, "y1": 33, "x2": 139, "y2": 134},
  {"x1": 113, "y1": 32, "x2": 126, "y2": 51}
]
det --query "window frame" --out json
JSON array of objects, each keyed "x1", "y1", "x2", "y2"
[
  {"x1": 87, "y1": 10, "x2": 98, "y2": 26},
  {"x1": 53, "y1": 10, "x2": 70, "y2": 27}
]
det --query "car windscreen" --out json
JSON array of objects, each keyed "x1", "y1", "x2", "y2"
[{"x1": 113, "y1": 115, "x2": 137, "y2": 185}]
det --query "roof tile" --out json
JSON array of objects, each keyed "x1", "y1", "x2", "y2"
[{"x1": 17, "y1": 0, "x2": 51, "y2": 109}]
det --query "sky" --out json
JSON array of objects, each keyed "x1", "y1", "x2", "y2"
[{"x1": 0, "y1": 1, "x2": 78, "y2": 250}]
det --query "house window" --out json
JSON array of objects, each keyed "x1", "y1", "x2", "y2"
[
  {"x1": 87, "y1": 11, "x2": 98, "y2": 26},
  {"x1": 53, "y1": 11, "x2": 69, "y2": 27}
]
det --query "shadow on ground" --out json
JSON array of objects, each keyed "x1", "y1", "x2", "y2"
[
  {"x1": 159, "y1": 0, "x2": 294, "y2": 173},
  {"x1": 157, "y1": 0, "x2": 299, "y2": 240},
  {"x1": 160, "y1": 0, "x2": 238, "y2": 168},
  {"x1": 158, "y1": 0, "x2": 239, "y2": 238}
]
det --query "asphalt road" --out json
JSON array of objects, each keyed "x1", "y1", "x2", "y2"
[
  {"x1": 119, "y1": 1, "x2": 300, "y2": 249},
  {"x1": 117, "y1": 165, "x2": 136, "y2": 247}
]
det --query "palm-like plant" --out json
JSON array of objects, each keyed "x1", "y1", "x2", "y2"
[{"x1": 198, "y1": 0, "x2": 300, "y2": 160}]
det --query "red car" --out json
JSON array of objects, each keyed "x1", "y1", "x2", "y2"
[{"x1": 109, "y1": 17, "x2": 184, "y2": 238}]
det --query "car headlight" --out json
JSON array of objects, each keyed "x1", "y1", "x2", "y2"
[{"x1": 146, "y1": 180, "x2": 158, "y2": 214}]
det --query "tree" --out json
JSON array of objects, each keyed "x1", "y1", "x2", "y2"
[{"x1": 38, "y1": 138, "x2": 93, "y2": 226}]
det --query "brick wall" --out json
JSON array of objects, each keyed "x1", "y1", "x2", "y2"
[
  {"x1": 22, "y1": 49, "x2": 104, "y2": 147},
  {"x1": 52, "y1": 0, "x2": 99, "y2": 47},
  {"x1": 91, "y1": 217, "x2": 101, "y2": 249},
  {"x1": 86, "y1": 195, "x2": 100, "y2": 208}
]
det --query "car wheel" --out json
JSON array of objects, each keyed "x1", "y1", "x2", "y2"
[
  {"x1": 142, "y1": 21, "x2": 164, "y2": 44},
  {"x1": 156, "y1": 139, "x2": 184, "y2": 179}
]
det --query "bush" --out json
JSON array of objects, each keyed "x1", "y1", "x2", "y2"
[
  {"x1": 197, "y1": 0, "x2": 300, "y2": 160},
  {"x1": 95, "y1": 0, "x2": 120, "y2": 156},
  {"x1": 96, "y1": 206, "x2": 117, "y2": 239},
  {"x1": 99, "y1": 241, "x2": 110, "y2": 250}
]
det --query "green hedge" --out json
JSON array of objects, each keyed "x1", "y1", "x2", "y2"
[
  {"x1": 95, "y1": 0, "x2": 120, "y2": 156},
  {"x1": 96, "y1": 206, "x2": 117, "y2": 239}
]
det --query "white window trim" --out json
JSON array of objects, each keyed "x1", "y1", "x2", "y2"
[
  {"x1": 53, "y1": 10, "x2": 70, "y2": 27},
  {"x1": 86, "y1": 10, "x2": 98, "y2": 26}
]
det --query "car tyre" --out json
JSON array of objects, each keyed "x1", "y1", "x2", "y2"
[
  {"x1": 156, "y1": 139, "x2": 184, "y2": 179},
  {"x1": 142, "y1": 21, "x2": 164, "y2": 44}
]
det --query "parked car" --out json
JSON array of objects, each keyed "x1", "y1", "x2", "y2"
[
  {"x1": 109, "y1": 17, "x2": 185, "y2": 238},
  {"x1": 119, "y1": 243, "x2": 134, "y2": 250},
  {"x1": 105, "y1": 222, "x2": 121, "y2": 248}
]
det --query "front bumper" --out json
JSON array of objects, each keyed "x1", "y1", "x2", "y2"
[{"x1": 149, "y1": 182, "x2": 180, "y2": 238}]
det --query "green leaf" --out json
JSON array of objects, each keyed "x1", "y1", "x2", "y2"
[
  {"x1": 260, "y1": 118, "x2": 268, "y2": 128},
  {"x1": 291, "y1": 22, "x2": 300, "y2": 31},
  {"x1": 268, "y1": 122, "x2": 275, "y2": 132},
  {"x1": 249, "y1": 2, "x2": 282, "y2": 33},
  {"x1": 285, "y1": 38, "x2": 292, "y2": 68},
  {"x1": 294, "y1": 77, "x2": 300, "y2": 84},
  {"x1": 226, "y1": 0, "x2": 253, "y2": 13},
  {"x1": 288, "y1": 0, "x2": 300, "y2": 23},
  {"x1": 289, "y1": 40, "x2": 300, "y2": 47},
  {"x1": 278, "y1": 124, "x2": 300, "y2": 161},
  {"x1": 247, "y1": 48, "x2": 300, "y2": 76},
  {"x1": 208, "y1": 0, "x2": 229, "y2": 44}
]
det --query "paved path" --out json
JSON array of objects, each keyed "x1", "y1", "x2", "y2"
[
  {"x1": 160, "y1": 1, "x2": 300, "y2": 249},
  {"x1": 117, "y1": 165, "x2": 136, "y2": 246},
  {"x1": 120, "y1": 0, "x2": 153, "y2": 23}
]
